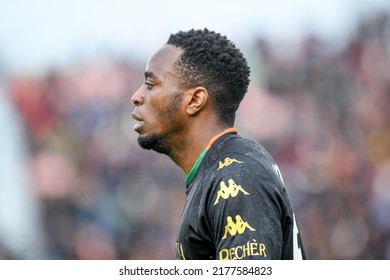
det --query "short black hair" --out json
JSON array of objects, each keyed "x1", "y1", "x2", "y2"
[{"x1": 167, "y1": 28, "x2": 250, "y2": 126}]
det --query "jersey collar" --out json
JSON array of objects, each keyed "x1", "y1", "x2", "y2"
[{"x1": 185, "y1": 127, "x2": 237, "y2": 184}]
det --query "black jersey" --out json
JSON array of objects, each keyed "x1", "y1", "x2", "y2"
[{"x1": 175, "y1": 128, "x2": 305, "y2": 260}]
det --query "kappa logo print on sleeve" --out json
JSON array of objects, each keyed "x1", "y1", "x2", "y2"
[
  {"x1": 222, "y1": 215, "x2": 256, "y2": 240},
  {"x1": 218, "y1": 157, "x2": 243, "y2": 170},
  {"x1": 214, "y1": 178, "x2": 250, "y2": 205}
]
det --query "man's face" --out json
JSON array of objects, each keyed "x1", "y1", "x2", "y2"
[{"x1": 131, "y1": 44, "x2": 185, "y2": 156}]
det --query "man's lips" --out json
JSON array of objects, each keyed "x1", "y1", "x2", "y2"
[
  {"x1": 131, "y1": 112, "x2": 143, "y2": 122},
  {"x1": 131, "y1": 112, "x2": 145, "y2": 131}
]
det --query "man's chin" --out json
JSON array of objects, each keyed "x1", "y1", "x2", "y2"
[
  {"x1": 137, "y1": 134, "x2": 156, "y2": 150},
  {"x1": 137, "y1": 133, "x2": 171, "y2": 156}
]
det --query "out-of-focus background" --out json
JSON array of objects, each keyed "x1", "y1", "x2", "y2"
[{"x1": 1, "y1": 0, "x2": 390, "y2": 260}]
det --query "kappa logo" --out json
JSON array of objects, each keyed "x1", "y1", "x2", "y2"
[
  {"x1": 217, "y1": 157, "x2": 243, "y2": 170},
  {"x1": 222, "y1": 215, "x2": 256, "y2": 240},
  {"x1": 214, "y1": 179, "x2": 250, "y2": 205}
]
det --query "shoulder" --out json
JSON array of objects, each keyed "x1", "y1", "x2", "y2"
[
  {"x1": 211, "y1": 134, "x2": 284, "y2": 192},
  {"x1": 213, "y1": 134, "x2": 277, "y2": 169},
  {"x1": 194, "y1": 133, "x2": 286, "y2": 200}
]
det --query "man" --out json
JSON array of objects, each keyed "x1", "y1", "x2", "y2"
[{"x1": 131, "y1": 28, "x2": 305, "y2": 260}]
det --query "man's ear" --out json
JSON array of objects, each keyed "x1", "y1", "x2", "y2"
[{"x1": 185, "y1": 87, "x2": 208, "y2": 116}]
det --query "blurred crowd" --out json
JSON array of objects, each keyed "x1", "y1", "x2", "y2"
[{"x1": 1, "y1": 11, "x2": 389, "y2": 260}]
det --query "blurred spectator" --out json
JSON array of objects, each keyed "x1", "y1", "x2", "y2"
[{"x1": 0, "y1": 83, "x2": 45, "y2": 259}]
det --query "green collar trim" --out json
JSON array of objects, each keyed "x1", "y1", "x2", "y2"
[{"x1": 185, "y1": 149, "x2": 207, "y2": 185}]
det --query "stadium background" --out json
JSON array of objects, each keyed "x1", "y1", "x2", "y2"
[{"x1": 0, "y1": 0, "x2": 389, "y2": 259}]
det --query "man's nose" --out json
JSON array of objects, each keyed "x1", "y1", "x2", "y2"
[{"x1": 131, "y1": 85, "x2": 144, "y2": 106}]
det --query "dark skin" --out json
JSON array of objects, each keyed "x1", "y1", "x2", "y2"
[{"x1": 131, "y1": 44, "x2": 230, "y2": 174}]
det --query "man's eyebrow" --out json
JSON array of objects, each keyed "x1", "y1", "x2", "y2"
[{"x1": 144, "y1": 71, "x2": 155, "y2": 79}]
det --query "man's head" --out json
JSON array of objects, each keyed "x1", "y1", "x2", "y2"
[
  {"x1": 167, "y1": 28, "x2": 250, "y2": 126},
  {"x1": 131, "y1": 28, "x2": 250, "y2": 158}
]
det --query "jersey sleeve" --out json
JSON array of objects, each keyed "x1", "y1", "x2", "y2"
[{"x1": 206, "y1": 154, "x2": 289, "y2": 260}]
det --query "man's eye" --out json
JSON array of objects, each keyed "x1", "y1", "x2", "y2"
[{"x1": 144, "y1": 81, "x2": 154, "y2": 89}]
